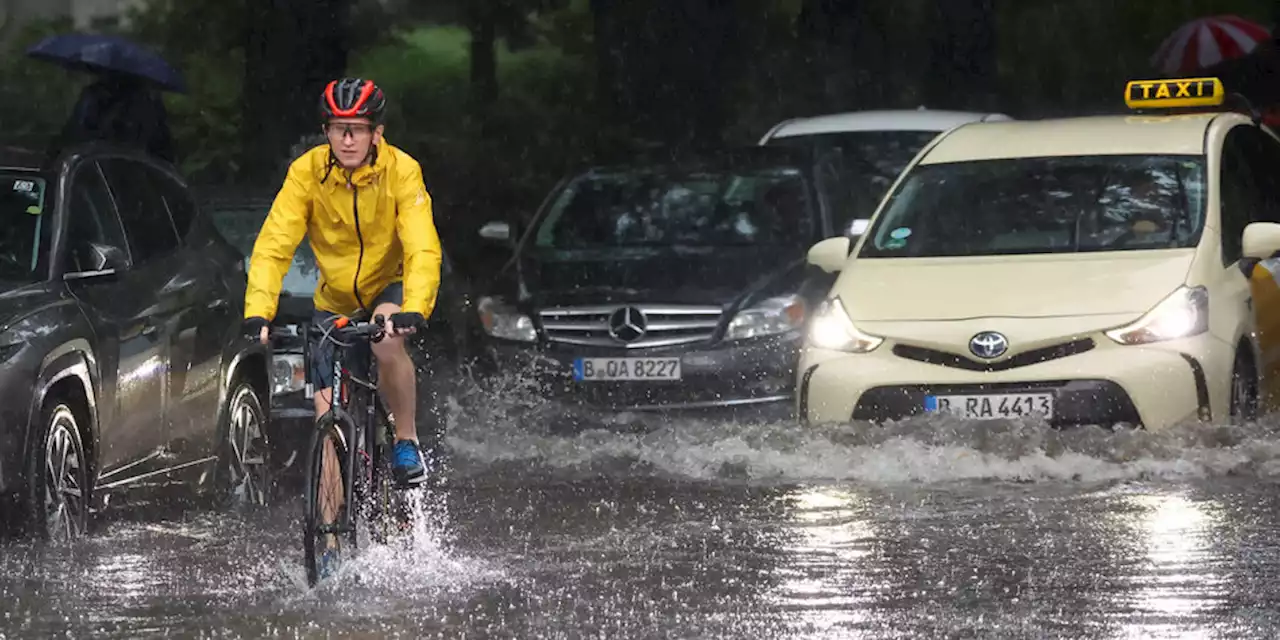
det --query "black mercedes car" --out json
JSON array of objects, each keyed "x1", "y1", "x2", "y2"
[
  {"x1": 0, "y1": 144, "x2": 273, "y2": 540},
  {"x1": 468, "y1": 147, "x2": 847, "y2": 428}
]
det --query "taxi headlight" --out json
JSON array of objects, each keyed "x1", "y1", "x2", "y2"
[
  {"x1": 478, "y1": 296, "x2": 537, "y2": 342},
  {"x1": 271, "y1": 353, "x2": 306, "y2": 396},
  {"x1": 725, "y1": 294, "x2": 807, "y2": 341},
  {"x1": 806, "y1": 297, "x2": 883, "y2": 353},
  {"x1": 1104, "y1": 285, "x2": 1209, "y2": 345}
]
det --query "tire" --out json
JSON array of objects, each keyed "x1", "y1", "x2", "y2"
[
  {"x1": 215, "y1": 381, "x2": 274, "y2": 508},
  {"x1": 24, "y1": 403, "x2": 90, "y2": 541},
  {"x1": 1230, "y1": 351, "x2": 1259, "y2": 424},
  {"x1": 303, "y1": 415, "x2": 353, "y2": 587}
]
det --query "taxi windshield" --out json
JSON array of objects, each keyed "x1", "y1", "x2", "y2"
[{"x1": 859, "y1": 154, "x2": 1207, "y2": 258}]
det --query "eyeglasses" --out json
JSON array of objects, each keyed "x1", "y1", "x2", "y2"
[{"x1": 324, "y1": 123, "x2": 374, "y2": 140}]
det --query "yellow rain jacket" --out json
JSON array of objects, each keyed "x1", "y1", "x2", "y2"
[{"x1": 244, "y1": 139, "x2": 443, "y2": 321}]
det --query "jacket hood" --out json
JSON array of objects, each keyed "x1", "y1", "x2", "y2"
[{"x1": 835, "y1": 249, "x2": 1196, "y2": 322}]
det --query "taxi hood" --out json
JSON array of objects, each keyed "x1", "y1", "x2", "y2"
[{"x1": 837, "y1": 250, "x2": 1195, "y2": 322}]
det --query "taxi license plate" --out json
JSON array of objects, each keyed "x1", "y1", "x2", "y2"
[
  {"x1": 573, "y1": 357, "x2": 681, "y2": 381},
  {"x1": 924, "y1": 392, "x2": 1054, "y2": 419}
]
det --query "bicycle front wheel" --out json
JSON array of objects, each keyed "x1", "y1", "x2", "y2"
[{"x1": 302, "y1": 414, "x2": 353, "y2": 587}]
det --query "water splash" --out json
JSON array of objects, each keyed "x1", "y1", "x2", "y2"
[{"x1": 441, "y1": 371, "x2": 1280, "y2": 486}]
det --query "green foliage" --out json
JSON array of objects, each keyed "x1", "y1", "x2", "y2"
[
  {"x1": 0, "y1": 19, "x2": 91, "y2": 152},
  {"x1": 124, "y1": 0, "x2": 246, "y2": 182}
]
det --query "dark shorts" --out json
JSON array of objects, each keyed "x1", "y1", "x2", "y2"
[{"x1": 309, "y1": 281, "x2": 403, "y2": 390}]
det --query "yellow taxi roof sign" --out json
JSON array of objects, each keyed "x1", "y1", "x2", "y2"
[{"x1": 1125, "y1": 77, "x2": 1224, "y2": 109}]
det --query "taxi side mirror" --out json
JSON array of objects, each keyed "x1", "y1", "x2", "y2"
[
  {"x1": 807, "y1": 236, "x2": 851, "y2": 273},
  {"x1": 1243, "y1": 222, "x2": 1280, "y2": 260}
]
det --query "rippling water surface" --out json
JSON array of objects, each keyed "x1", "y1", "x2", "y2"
[{"x1": 6, "y1": 375, "x2": 1280, "y2": 638}]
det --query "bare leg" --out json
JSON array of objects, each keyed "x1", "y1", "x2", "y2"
[{"x1": 370, "y1": 301, "x2": 417, "y2": 442}]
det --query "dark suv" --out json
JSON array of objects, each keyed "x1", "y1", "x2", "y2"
[
  {"x1": 468, "y1": 147, "x2": 844, "y2": 428},
  {"x1": 0, "y1": 144, "x2": 273, "y2": 540}
]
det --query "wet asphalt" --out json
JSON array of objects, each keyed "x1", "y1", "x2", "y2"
[{"x1": 7, "y1": 405, "x2": 1280, "y2": 639}]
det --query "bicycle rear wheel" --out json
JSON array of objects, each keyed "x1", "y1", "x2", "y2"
[{"x1": 302, "y1": 414, "x2": 353, "y2": 586}]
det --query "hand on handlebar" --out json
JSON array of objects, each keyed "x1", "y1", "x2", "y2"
[
  {"x1": 382, "y1": 312, "x2": 424, "y2": 337},
  {"x1": 242, "y1": 316, "x2": 269, "y2": 345}
]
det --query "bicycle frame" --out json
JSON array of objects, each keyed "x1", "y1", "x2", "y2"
[{"x1": 301, "y1": 316, "x2": 398, "y2": 547}]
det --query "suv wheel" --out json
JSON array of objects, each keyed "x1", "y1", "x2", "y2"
[
  {"x1": 215, "y1": 381, "x2": 273, "y2": 507},
  {"x1": 25, "y1": 402, "x2": 89, "y2": 541}
]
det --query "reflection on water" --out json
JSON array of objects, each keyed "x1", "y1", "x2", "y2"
[{"x1": 772, "y1": 486, "x2": 875, "y2": 635}]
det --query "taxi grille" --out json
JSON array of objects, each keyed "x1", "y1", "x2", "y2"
[
  {"x1": 539, "y1": 304, "x2": 724, "y2": 349},
  {"x1": 892, "y1": 338, "x2": 1095, "y2": 372}
]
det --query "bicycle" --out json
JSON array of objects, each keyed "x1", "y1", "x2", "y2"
[{"x1": 275, "y1": 312, "x2": 432, "y2": 587}]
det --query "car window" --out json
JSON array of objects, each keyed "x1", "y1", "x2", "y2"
[
  {"x1": 64, "y1": 162, "x2": 131, "y2": 273},
  {"x1": 859, "y1": 154, "x2": 1207, "y2": 258},
  {"x1": 99, "y1": 158, "x2": 180, "y2": 263},
  {"x1": 150, "y1": 168, "x2": 197, "y2": 242},
  {"x1": 0, "y1": 171, "x2": 49, "y2": 280},
  {"x1": 766, "y1": 130, "x2": 939, "y2": 221},
  {"x1": 532, "y1": 166, "x2": 814, "y2": 252},
  {"x1": 1237, "y1": 126, "x2": 1280, "y2": 225}
]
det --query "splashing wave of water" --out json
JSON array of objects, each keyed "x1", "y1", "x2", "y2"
[{"x1": 442, "y1": 371, "x2": 1280, "y2": 486}]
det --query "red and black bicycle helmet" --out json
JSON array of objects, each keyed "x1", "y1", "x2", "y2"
[{"x1": 319, "y1": 77, "x2": 387, "y2": 124}]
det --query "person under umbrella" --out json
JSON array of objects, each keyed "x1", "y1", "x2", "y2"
[
  {"x1": 28, "y1": 33, "x2": 184, "y2": 165},
  {"x1": 51, "y1": 71, "x2": 176, "y2": 164}
]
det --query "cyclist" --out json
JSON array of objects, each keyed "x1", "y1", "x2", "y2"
[{"x1": 241, "y1": 77, "x2": 443, "y2": 488}]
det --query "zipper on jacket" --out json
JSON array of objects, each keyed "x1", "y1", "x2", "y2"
[{"x1": 350, "y1": 179, "x2": 368, "y2": 312}]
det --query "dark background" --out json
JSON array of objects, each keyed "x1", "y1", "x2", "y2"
[{"x1": 2, "y1": 0, "x2": 1277, "y2": 255}]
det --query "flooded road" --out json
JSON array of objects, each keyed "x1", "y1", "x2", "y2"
[{"x1": 7, "y1": 411, "x2": 1280, "y2": 638}]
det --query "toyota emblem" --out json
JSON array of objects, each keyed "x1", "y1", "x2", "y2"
[
  {"x1": 608, "y1": 306, "x2": 647, "y2": 343},
  {"x1": 969, "y1": 331, "x2": 1009, "y2": 359}
]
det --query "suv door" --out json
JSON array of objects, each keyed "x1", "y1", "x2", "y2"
[
  {"x1": 149, "y1": 167, "x2": 236, "y2": 461},
  {"x1": 97, "y1": 157, "x2": 190, "y2": 469},
  {"x1": 60, "y1": 161, "x2": 169, "y2": 474}
]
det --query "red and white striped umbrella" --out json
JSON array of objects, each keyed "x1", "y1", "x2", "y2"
[{"x1": 1151, "y1": 15, "x2": 1271, "y2": 75}]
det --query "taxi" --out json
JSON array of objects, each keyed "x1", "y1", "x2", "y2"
[{"x1": 797, "y1": 77, "x2": 1280, "y2": 431}]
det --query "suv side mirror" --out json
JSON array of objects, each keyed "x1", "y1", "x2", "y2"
[
  {"x1": 479, "y1": 220, "x2": 512, "y2": 243},
  {"x1": 807, "y1": 237, "x2": 851, "y2": 273}
]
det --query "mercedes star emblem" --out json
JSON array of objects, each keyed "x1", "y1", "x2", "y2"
[
  {"x1": 608, "y1": 306, "x2": 647, "y2": 343},
  {"x1": 969, "y1": 331, "x2": 1009, "y2": 359}
]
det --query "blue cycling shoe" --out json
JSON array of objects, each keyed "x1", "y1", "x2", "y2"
[
  {"x1": 317, "y1": 548, "x2": 340, "y2": 580},
  {"x1": 393, "y1": 439, "x2": 427, "y2": 488}
]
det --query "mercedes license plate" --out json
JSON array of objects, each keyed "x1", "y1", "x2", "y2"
[
  {"x1": 573, "y1": 357, "x2": 681, "y2": 381},
  {"x1": 924, "y1": 392, "x2": 1054, "y2": 419}
]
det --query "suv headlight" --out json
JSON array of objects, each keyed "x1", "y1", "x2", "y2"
[
  {"x1": 478, "y1": 296, "x2": 537, "y2": 342},
  {"x1": 1104, "y1": 285, "x2": 1209, "y2": 345},
  {"x1": 724, "y1": 294, "x2": 807, "y2": 341},
  {"x1": 806, "y1": 297, "x2": 883, "y2": 353}
]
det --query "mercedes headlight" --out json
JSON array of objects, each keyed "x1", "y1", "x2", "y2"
[
  {"x1": 724, "y1": 294, "x2": 807, "y2": 341},
  {"x1": 478, "y1": 296, "x2": 537, "y2": 342},
  {"x1": 806, "y1": 297, "x2": 883, "y2": 353},
  {"x1": 271, "y1": 353, "x2": 306, "y2": 396},
  {"x1": 1104, "y1": 285, "x2": 1208, "y2": 345}
]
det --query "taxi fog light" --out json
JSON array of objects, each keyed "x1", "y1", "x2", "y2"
[
  {"x1": 478, "y1": 296, "x2": 537, "y2": 342},
  {"x1": 271, "y1": 353, "x2": 306, "y2": 396},
  {"x1": 725, "y1": 294, "x2": 808, "y2": 341},
  {"x1": 1105, "y1": 285, "x2": 1208, "y2": 345},
  {"x1": 806, "y1": 297, "x2": 882, "y2": 353}
]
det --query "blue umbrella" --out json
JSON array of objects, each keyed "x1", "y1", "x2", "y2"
[{"x1": 27, "y1": 32, "x2": 187, "y2": 93}]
